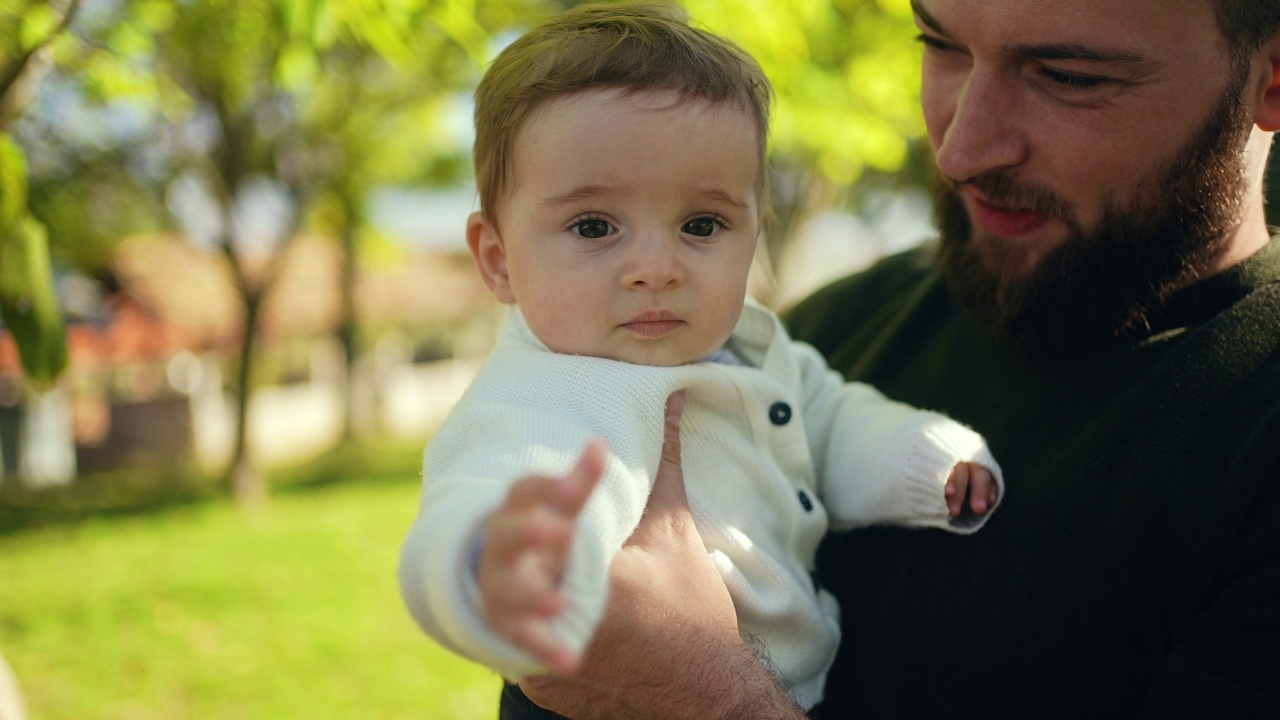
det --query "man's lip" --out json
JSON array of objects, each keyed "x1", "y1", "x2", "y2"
[{"x1": 966, "y1": 189, "x2": 1053, "y2": 237}]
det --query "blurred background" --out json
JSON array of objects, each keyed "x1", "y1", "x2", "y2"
[{"x1": 0, "y1": 1, "x2": 1277, "y2": 718}]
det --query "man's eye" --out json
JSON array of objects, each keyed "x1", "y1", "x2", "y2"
[
  {"x1": 1040, "y1": 67, "x2": 1108, "y2": 91},
  {"x1": 572, "y1": 218, "x2": 613, "y2": 239},
  {"x1": 682, "y1": 217, "x2": 722, "y2": 237},
  {"x1": 914, "y1": 33, "x2": 955, "y2": 53}
]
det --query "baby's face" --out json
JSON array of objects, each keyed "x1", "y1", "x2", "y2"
[{"x1": 470, "y1": 88, "x2": 762, "y2": 366}]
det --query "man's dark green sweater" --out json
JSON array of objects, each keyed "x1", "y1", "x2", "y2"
[{"x1": 787, "y1": 240, "x2": 1280, "y2": 717}]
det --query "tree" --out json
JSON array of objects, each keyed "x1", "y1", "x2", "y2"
[
  {"x1": 275, "y1": 0, "x2": 553, "y2": 440},
  {"x1": 24, "y1": 0, "x2": 554, "y2": 504},
  {"x1": 684, "y1": 0, "x2": 923, "y2": 282},
  {"x1": 0, "y1": 0, "x2": 83, "y2": 388}
]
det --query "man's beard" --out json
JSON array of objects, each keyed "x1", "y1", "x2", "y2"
[{"x1": 935, "y1": 71, "x2": 1252, "y2": 359}]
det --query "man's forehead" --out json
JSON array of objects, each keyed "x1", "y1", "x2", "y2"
[{"x1": 912, "y1": 0, "x2": 1223, "y2": 59}]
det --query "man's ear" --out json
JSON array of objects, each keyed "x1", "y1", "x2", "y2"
[
  {"x1": 466, "y1": 211, "x2": 516, "y2": 304},
  {"x1": 1253, "y1": 33, "x2": 1280, "y2": 132}
]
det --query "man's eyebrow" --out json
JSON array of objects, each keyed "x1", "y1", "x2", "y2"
[
  {"x1": 1005, "y1": 42, "x2": 1148, "y2": 65},
  {"x1": 910, "y1": 0, "x2": 945, "y2": 36},
  {"x1": 912, "y1": 0, "x2": 1149, "y2": 66}
]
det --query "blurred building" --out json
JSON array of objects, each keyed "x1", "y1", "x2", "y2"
[{"x1": 0, "y1": 232, "x2": 498, "y2": 487}]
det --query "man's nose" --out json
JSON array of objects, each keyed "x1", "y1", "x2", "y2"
[
  {"x1": 622, "y1": 232, "x2": 683, "y2": 290},
  {"x1": 933, "y1": 71, "x2": 1028, "y2": 182}
]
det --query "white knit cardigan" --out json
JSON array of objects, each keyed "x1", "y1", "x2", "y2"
[{"x1": 398, "y1": 301, "x2": 1002, "y2": 709}]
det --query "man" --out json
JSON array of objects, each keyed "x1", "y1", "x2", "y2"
[{"x1": 515, "y1": 0, "x2": 1280, "y2": 715}]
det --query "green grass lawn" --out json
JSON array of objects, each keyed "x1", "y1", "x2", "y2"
[{"x1": 0, "y1": 444, "x2": 503, "y2": 719}]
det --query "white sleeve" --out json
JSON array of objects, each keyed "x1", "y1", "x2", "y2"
[
  {"x1": 790, "y1": 339, "x2": 1003, "y2": 533},
  {"x1": 397, "y1": 358, "x2": 668, "y2": 680}
]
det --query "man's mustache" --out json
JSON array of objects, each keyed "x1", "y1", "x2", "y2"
[{"x1": 944, "y1": 172, "x2": 1074, "y2": 223}]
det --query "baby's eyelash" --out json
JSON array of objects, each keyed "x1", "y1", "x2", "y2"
[
  {"x1": 682, "y1": 215, "x2": 729, "y2": 238},
  {"x1": 566, "y1": 214, "x2": 615, "y2": 239}
]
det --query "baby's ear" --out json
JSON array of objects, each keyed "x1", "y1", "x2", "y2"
[{"x1": 467, "y1": 211, "x2": 515, "y2": 304}]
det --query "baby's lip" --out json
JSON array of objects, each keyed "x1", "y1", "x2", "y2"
[
  {"x1": 625, "y1": 309, "x2": 681, "y2": 324},
  {"x1": 620, "y1": 310, "x2": 685, "y2": 339}
]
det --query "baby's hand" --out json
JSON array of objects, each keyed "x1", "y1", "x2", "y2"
[
  {"x1": 945, "y1": 461, "x2": 998, "y2": 518},
  {"x1": 477, "y1": 440, "x2": 606, "y2": 675}
]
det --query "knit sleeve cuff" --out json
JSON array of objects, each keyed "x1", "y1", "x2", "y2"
[{"x1": 882, "y1": 413, "x2": 1004, "y2": 534}]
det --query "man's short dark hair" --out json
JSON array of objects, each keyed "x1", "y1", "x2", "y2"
[{"x1": 1213, "y1": 1, "x2": 1280, "y2": 58}]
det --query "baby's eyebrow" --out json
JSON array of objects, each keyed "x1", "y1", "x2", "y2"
[
  {"x1": 540, "y1": 185, "x2": 617, "y2": 207},
  {"x1": 540, "y1": 186, "x2": 749, "y2": 209},
  {"x1": 699, "y1": 189, "x2": 749, "y2": 209}
]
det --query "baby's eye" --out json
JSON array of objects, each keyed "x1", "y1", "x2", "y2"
[
  {"x1": 682, "y1": 217, "x2": 723, "y2": 237},
  {"x1": 571, "y1": 217, "x2": 614, "y2": 239}
]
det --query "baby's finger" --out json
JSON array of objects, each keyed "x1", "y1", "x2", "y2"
[
  {"x1": 511, "y1": 621, "x2": 581, "y2": 676},
  {"x1": 486, "y1": 511, "x2": 573, "y2": 564},
  {"x1": 553, "y1": 440, "x2": 607, "y2": 516},
  {"x1": 482, "y1": 554, "x2": 564, "y2": 620},
  {"x1": 504, "y1": 473, "x2": 564, "y2": 512},
  {"x1": 968, "y1": 468, "x2": 993, "y2": 514},
  {"x1": 948, "y1": 462, "x2": 970, "y2": 517}
]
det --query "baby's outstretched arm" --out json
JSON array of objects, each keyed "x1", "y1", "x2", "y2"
[
  {"x1": 477, "y1": 440, "x2": 607, "y2": 675},
  {"x1": 945, "y1": 461, "x2": 999, "y2": 518}
]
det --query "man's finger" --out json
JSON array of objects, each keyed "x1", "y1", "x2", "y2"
[
  {"x1": 652, "y1": 390, "x2": 688, "y2": 508},
  {"x1": 628, "y1": 391, "x2": 691, "y2": 548}
]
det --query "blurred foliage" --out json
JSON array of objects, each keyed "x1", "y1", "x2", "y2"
[
  {"x1": 0, "y1": 0, "x2": 79, "y2": 386},
  {"x1": 680, "y1": 0, "x2": 924, "y2": 270},
  {"x1": 689, "y1": 0, "x2": 920, "y2": 186},
  {"x1": 13, "y1": 0, "x2": 925, "y2": 275},
  {"x1": 4, "y1": 0, "x2": 929, "y2": 492}
]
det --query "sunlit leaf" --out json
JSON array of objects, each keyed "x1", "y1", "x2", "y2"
[{"x1": 18, "y1": 2, "x2": 59, "y2": 52}]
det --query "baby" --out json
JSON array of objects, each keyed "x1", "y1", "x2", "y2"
[{"x1": 398, "y1": 2, "x2": 1003, "y2": 712}]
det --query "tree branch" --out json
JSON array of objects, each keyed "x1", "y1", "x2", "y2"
[{"x1": 0, "y1": 0, "x2": 83, "y2": 98}]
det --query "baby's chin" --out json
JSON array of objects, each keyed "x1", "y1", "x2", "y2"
[
  {"x1": 584, "y1": 341, "x2": 725, "y2": 367},
  {"x1": 598, "y1": 349, "x2": 707, "y2": 367}
]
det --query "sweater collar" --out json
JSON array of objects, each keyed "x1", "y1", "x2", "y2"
[{"x1": 1143, "y1": 236, "x2": 1280, "y2": 338}]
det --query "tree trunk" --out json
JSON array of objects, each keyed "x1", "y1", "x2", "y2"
[
  {"x1": 337, "y1": 194, "x2": 359, "y2": 440},
  {"x1": 227, "y1": 291, "x2": 265, "y2": 508}
]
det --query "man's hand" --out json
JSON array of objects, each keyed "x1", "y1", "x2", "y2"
[
  {"x1": 478, "y1": 440, "x2": 606, "y2": 675},
  {"x1": 945, "y1": 461, "x2": 998, "y2": 517},
  {"x1": 519, "y1": 392, "x2": 805, "y2": 720}
]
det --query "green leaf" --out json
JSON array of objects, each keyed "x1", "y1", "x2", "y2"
[
  {"x1": 276, "y1": 40, "x2": 319, "y2": 90},
  {"x1": 0, "y1": 133, "x2": 27, "y2": 227},
  {"x1": 18, "y1": 2, "x2": 60, "y2": 52},
  {"x1": 0, "y1": 215, "x2": 67, "y2": 387}
]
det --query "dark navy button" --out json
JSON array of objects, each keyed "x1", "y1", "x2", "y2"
[
  {"x1": 797, "y1": 489, "x2": 813, "y2": 512},
  {"x1": 768, "y1": 401, "x2": 792, "y2": 426}
]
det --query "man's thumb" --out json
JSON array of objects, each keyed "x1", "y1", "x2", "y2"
[{"x1": 647, "y1": 391, "x2": 689, "y2": 515}]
